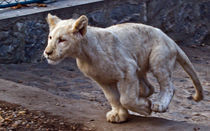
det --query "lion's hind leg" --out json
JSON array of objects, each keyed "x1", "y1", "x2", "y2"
[
  {"x1": 117, "y1": 73, "x2": 151, "y2": 116},
  {"x1": 100, "y1": 84, "x2": 129, "y2": 123},
  {"x1": 149, "y1": 46, "x2": 176, "y2": 112},
  {"x1": 139, "y1": 76, "x2": 154, "y2": 97}
]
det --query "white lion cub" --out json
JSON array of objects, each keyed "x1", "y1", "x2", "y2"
[{"x1": 44, "y1": 14, "x2": 203, "y2": 123}]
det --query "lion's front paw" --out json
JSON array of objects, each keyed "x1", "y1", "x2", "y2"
[
  {"x1": 106, "y1": 108, "x2": 129, "y2": 123},
  {"x1": 151, "y1": 101, "x2": 167, "y2": 113}
]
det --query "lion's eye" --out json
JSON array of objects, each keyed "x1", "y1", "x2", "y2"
[{"x1": 58, "y1": 37, "x2": 66, "y2": 43}]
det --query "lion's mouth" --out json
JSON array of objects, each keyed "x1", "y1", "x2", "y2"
[
  {"x1": 44, "y1": 52, "x2": 65, "y2": 65},
  {"x1": 46, "y1": 57, "x2": 65, "y2": 65},
  {"x1": 46, "y1": 59, "x2": 61, "y2": 65}
]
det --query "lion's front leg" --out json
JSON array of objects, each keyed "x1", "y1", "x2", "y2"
[{"x1": 100, "y1": 84, "x2": 129, "y2": 123}]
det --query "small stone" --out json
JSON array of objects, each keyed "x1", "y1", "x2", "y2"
[
  {"x1": 184, "y1": 116, "x2": 190, "y2": 119},
  {"x1": 26, "y1": 124, "x2": 30, "y2": 128},
  {"x1": 22, "y1": 121, "x2": 27, "y2": 125},
  {"x1": 200, "y1": 43, "x2": 205, "y2": 47},
  {"x1": 191, "y1": 45, "x2": 197, "y2": 48},
  {"x1": 34, "y1": 116, "x2": 39, "y2": 119},
  {"x1": 193, "y1": 127, "x2": 200, "y2": 131},
  {"x1": 185, "y1": 106, "x2": 191, "y2": 109},
  {"x1": 60, "y1": 122, "x2": 64, "y2": 125},
  {"x1": 179, "y1": 79, "x2": 186, "y2": 82},
  {"x1": 12, "y1": 120, "x2": 22, "y2": 128},
  {"x1": 90, "y1": 119, "x2": 95, "y2": 121},
  {"x1": 89, "y1": 98, "x2": 96, "y2": 101},
  {"x1": 0, "y1": 115, "x2": 4, "y2": 122},
  {"x1": 18, "y1": 111, "x2": 26, "y2": 115},
  {"x1": 187, "y1": 96, "x2": 193, "y2": 100},
  {"x1": 17, "y1": 80, "x2": 23, "y2": 83},
  {"x1": 72, "y1": 125, "x2": 76, "y2": 130},
  {"x1": 204, "y1": 82, "x2": 210, "y2": 86},
  {"x1": 4, "y1": 117, "x2": 12, "y2": 121},
  {"x1": 193, "y1": 113, "x2": 201, "y2": 116}
]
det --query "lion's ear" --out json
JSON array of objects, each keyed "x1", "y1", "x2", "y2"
[
  {"x1": 46, "y1": 13, "x2": 61, "y2": 31},
  {"x1": 72, "y1": 15, "x2": 88, "y2": 36}
]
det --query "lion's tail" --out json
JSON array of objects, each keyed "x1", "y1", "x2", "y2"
[{"x1": 176, "y1": 45, "x2": 203, "y2": 102}]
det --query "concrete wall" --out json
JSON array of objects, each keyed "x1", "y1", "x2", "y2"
[{"x1": 0, "y1": 0, "x2": 209, "y2": 64}]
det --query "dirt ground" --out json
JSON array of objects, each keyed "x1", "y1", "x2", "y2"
[{"x1": 0, "y1": 45, "x2": 209, "y2": 130}]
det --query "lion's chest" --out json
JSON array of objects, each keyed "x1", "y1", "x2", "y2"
[{"x1": 76, "y1": 58, "x2": 123, "y2": 85}]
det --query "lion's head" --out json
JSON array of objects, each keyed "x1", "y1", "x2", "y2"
[{"x1": 44, "y1": 14, "x2": 88, "y2": 65}]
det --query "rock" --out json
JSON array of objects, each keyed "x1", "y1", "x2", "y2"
[
  {"x1": 0, "y1": 31, "x2": 9, "y2": 41},
  {"x1": 88, "y1": 10, "x2": 107, "y2": 27},
  {"x1": 17, "y1": 80, "x2": 23, "y2": 83},
  {"x1": 109, "y1": 2, "x2": 147, "y2": 24},
  {"x1": 26, "y1": 124, "x2": 30, "y2": 128},
  {"x1": 147, "y1": 0, "x2": 210, "y2": 46},
  {"x1": 204, "y1": 82, "x2": 210, "y2": 86},
  {"x1": 0, "y1": 115, "x2": 4, "y2": 122},
  {"x1": 18, "y1": 111, "x2": 26, "y2": 115},
  {"x1": 4, "y1": 116, "x2": 12, "y2": 121},
  {"x1": 187, "y1": 96, "x2": 193, "y2": 100},
  {"x1": 60, "y1": 122, "x2": 64, "y2": 125},
  {"x1": 12, "y1": 120, "x2": 22, "y2": 128}
]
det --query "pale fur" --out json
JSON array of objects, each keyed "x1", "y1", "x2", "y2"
[{"x1": 44, "y1": 14, "x2": 203, "y2": 123}]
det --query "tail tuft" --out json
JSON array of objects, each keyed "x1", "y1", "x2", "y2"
[{"x1": 193, "y1": 91, "x2": 203, "y2": 102}]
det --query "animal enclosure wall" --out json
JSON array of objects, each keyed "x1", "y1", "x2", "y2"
[{"x1": 0, "y1": 0, "x2": 209, "y2": 64}]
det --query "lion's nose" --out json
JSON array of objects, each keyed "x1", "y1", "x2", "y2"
[{"x1": 45, "y1": 50, "x2": 53, "y2": 56}]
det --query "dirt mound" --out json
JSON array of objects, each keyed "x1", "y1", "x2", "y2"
[{"x1": 0, "y1": 101, "x2": 87, "y2": 130}]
